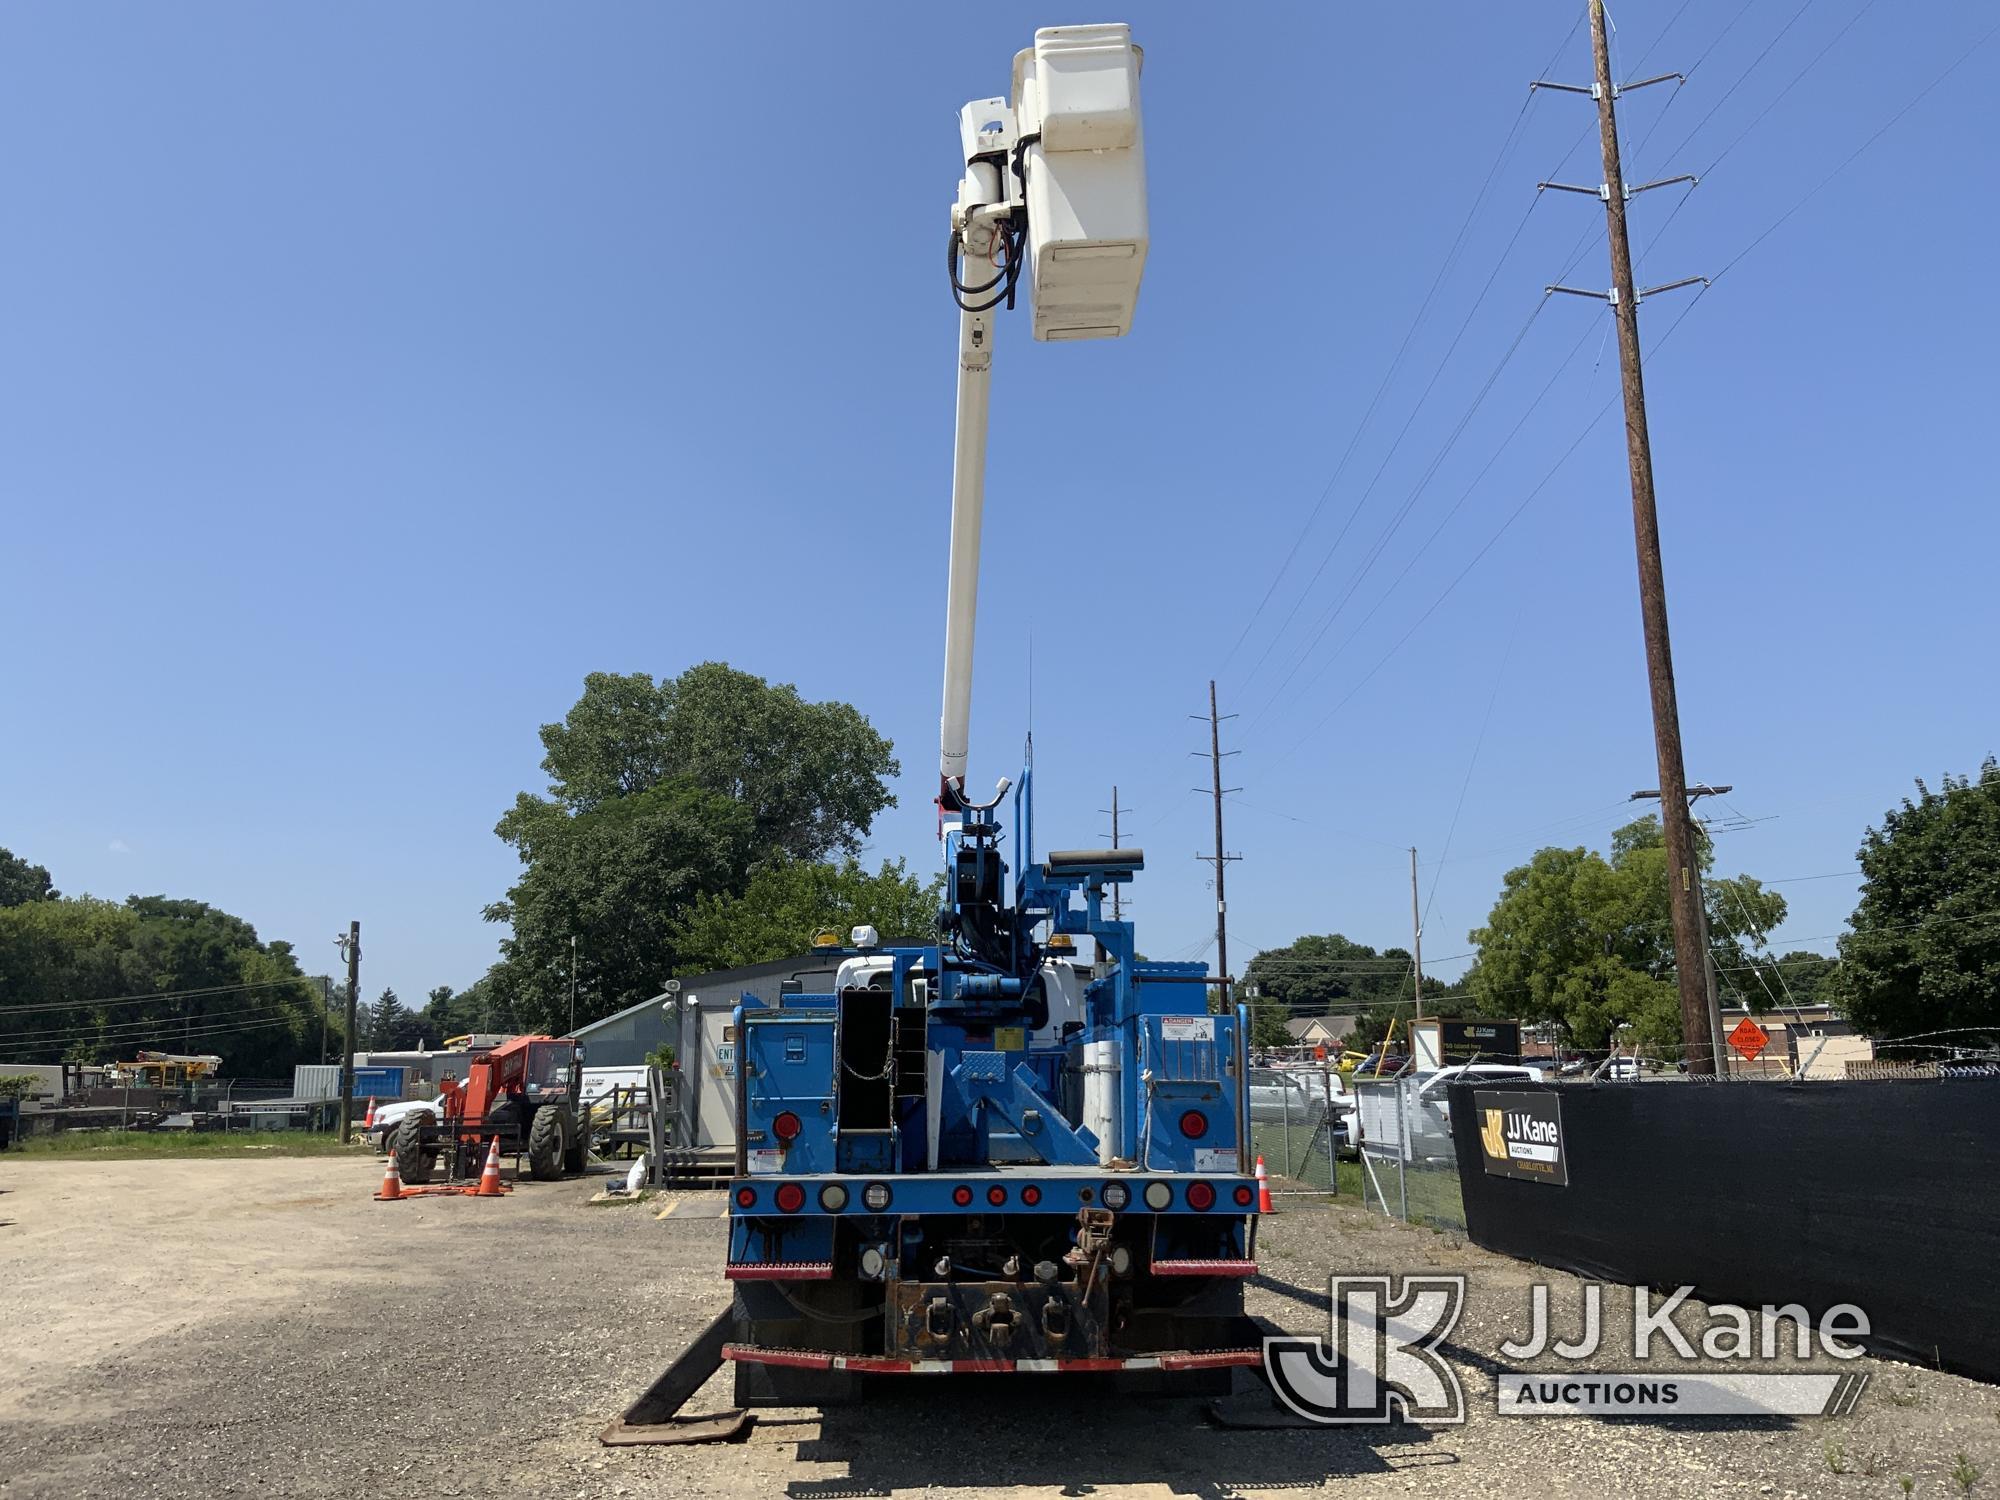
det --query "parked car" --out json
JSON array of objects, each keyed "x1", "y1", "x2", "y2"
[
  {"x1": 1408, "y1": 1063, "x2": 1546, "y2": 1139},
  {"x1": 1248, "y1": 1067, "x2": 1318, "y2": 1123},
  {"x1": 1248, "y1": 1068, "x2": 1354, "y2": 1158},
  {"x1": 1355, "y1": 1049, "x2": 1410, "y2": 1077}
]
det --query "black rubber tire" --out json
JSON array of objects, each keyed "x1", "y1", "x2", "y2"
[
  {"x1": 527, "y1": 1104, "x2": 565, "y2": 1180},
  {"x1": 563, "y1": 1104, "x2": 587, "y2": 1174},
  {"x1": 394, "y1": 1118, "x2": 434, "y2": 1185}
]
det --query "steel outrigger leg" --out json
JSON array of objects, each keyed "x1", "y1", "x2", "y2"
[{"x1": 598, "y1": 1307, "x2": 752, "y2": 1446}]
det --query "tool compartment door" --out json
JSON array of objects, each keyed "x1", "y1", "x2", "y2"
[
  {"x1": 740, "y1": 1013, "x2": 836, "y2": 1174},
  {"x1": 1140, "y1": 1013, "x2": 1241, "y2": 1173}
]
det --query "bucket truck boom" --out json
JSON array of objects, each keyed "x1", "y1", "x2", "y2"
[
  {"x1": 937, "y1": 24, "x2": 1150, "y2": 811},
  {"x1": 660, "y1": 24, "x2": 1261, "y2": 1424}
]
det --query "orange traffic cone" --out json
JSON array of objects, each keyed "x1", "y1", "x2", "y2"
[
  {"x1": 374, "y1": 1151, "x2": 404, "y2": 1202},
  {"x1": 362, "y1": 1097, "x2": 377, "y2": 1131},
  {"x1": 1255, "y1": 1154, "x2": 1275, "y2": 1214},
  {"x1": 474, "y1": 1136, "x2": 507, "y2": 1197}
]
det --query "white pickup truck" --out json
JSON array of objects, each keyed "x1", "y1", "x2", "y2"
[{"x1": 362, "y1": 1096, "x2": 440, "y2": 1152}]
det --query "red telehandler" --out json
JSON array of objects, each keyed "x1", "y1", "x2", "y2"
[{"x1": 394, "y1": 1034, "x2": 586, "y2": 1183}]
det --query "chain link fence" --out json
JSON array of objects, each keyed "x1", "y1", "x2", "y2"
[
  {"x1": 1351, "y1": 1076, "x2": 1466, "y2": 1232},
  {"x1": 1247, "y1": 1087, "x2": 1342, "y2": 1192}
]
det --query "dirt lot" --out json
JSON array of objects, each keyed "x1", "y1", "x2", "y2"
[{"x1": 3, "y1": 1154, "x2": 1995, "y2": 1499}]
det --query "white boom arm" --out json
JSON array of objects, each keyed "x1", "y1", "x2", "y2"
[
  {"x1": 936, "y1": 25, "x2": 1149, "y2": 814},
  {"x1": 938, "y1": 105, "x2": 1010, "y2": 810}
]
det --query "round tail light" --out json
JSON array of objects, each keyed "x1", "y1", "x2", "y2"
[
  {"x1": 1020, "y1": 1185, "x2": 1042, "y2": 1207},
  {"x1": 772, "y1": 1111, "x2": 802, "y2": 1142},
  {"x1": 952, "y1": 1185, "x2": 974, "y2": 1207},
  {"x1": 1233, "y1": 1184, "x2": 1255, "y2": 1207},
  {"x1": 1187, "y1": 1181, "x2": 1216, "y2": 1211},
  {"x1": 861, "y1": 1181, "x2": 893, "y2": 1212},
  {"x1": 1178, "y1": 1110, "x2": 1208, "y2": 1139},
  {"x1": 1101, "y1": 1182, "x2": 1130, "y2": 1211},
  {"x1": 819, "y1": 1184, "x2": 849, "y2": 1212},
  {"x1": 775, "y1": 1183, "x2": 805, "y2": 1213},
  {"x1": 735, "y1": 1186, "x2": 757, "y2": 1209},
  {"x1": 1143, "y1": 1181, "x2": 1173, "y2": 1211},
  {"x1": 987, "y1": 1185, "x2": 1008, "y2": 1207}
]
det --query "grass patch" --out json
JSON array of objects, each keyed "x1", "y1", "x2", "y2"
[
  {"x1": 1335, "y1": 1156, "x2": 1466, "y2": 1229},
  {"x1": 16, "y1": 1130, "x2": 360, "y2": 1161}
]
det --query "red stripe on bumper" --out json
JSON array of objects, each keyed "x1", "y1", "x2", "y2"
[
  {"x1": 721, "y1": 1344, "x2": 832, "y2": 1370},
  {"x1": 1151, "y1": 1258, "x2": 1259, "y2": 1277},
  {"x1": 723, "y1": 1261, "x2": 834, "y2": 1280},
  {"x1": 1160, "y1": 1348, "x2": 1266, "y2": 1370}
]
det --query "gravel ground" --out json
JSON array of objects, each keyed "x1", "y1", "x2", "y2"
[{"x1": 2, "y1": 1155, "x2": 1995, "y2": 1499}]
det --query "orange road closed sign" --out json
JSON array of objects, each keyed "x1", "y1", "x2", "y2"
[{"x1": 1729, "y1": 1017, "x2": 1770, "y2": 1062}]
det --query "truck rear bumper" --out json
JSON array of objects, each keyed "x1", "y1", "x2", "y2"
[{"x1": 723, "y1": 1343, "x2": 1263, "y2": 1374}]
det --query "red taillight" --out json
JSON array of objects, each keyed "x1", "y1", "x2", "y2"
[
  {"x1": 772, "y1": 1111, "x2": 802, "y2": 1142},
  {"x1": 1179, "y1": 1110, "x2": 1208, "y2": 1140},
  {"x1": 1020, "y1": 1185, "x2": 1042, "y2": 1207},
  {"x1": 952, "y1": 1185, "x2": 974, "y2": 1207},
  {"x1": 1233, "y1": 1184, "x2": 1254, "y2": 1207},
  {"x1": 774, "y1": 1182, "x2": 806, "y2": 1213},
  {"x1": 1187, "y1": 1181, "x2": 1217, "y2": 1212},
  {"x1": 987, "y1": 1185, "x2": 1007, "y2": 1207},
  {"x1": 735, "y1": 1186, "x2": 757, "y2": 1209}
]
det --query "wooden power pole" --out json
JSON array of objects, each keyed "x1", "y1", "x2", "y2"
[
  {"x1": 1409, "y1": 847, "x2": 1425, "y2": 1023},
  {"x1": 1539, "y1": 0, "x2": 1715, "y2": 1074},
  {"x1": 338, "y1": 921, "x2": 361, "y2": 1142},
  {"x1": 1194, "y1": 681, "x2": 1241, "y2": 1006},
  {"x1": 1103, "y1": 786, "x2": 1125, "y2": 922}
]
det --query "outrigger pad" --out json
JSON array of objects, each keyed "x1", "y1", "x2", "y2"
[
  {"x1": 597, "y1": 1410, "x2": 751, "y2": 1447},
  {"x1": 598, "y1": 1307, "x2": 755, "y2": 1447}
]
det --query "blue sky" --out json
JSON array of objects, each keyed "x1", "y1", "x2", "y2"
[{"x1": 3, "y1": 3, "x2": 1993, "y2": 1017}]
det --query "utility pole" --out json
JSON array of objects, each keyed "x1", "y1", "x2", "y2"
[
  {"x1": 319, "y1": 975, "x2": 330, "y2": 1068},
  {"x1": 1409, "y1": 847, "x2": 1425, "y2": 1023},
  {"x1": 569, "y1": 933, "x2": 578, "y2": 1034},
  {"x1": 1192, "y1": 681, "x2": 1241, "y2": 1006},
  {"x1": 1099, "y1": 786, "x2": 1127, "y2": 922},
  {"x1": 337, "y1": 921, "x2": 360, "y2": 1143},
  {"x1": 1536, "y1": 0, "x2": 1714, "y2": 1074},
  {"x1": 1633, "y1": 783, "x2": 1732, "y2": 1074}
]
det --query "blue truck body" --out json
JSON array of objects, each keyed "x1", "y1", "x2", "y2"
[{"x1": 722, "y1": 765, "x2": 1263, "y2": 1400}]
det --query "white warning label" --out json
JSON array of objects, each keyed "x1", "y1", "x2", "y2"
[{"x1": 1160, "y1": 1015, "x2": 1216, "y2": 1042}]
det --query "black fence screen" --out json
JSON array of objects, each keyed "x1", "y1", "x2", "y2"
[{"x1": 1446, "y1": 1078, "x2": 2000, "y2": 1384}]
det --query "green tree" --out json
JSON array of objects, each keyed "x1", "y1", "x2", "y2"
[
  {"x1": 526, "y1": 664, "x2": 900, "y2": 863},
  {"x1": 366, "y1": 988, "x2": 420, "y2": 1050},
  {"x1": 1835, "y1": 758, "x2": 2000, "y2": 1044},
  {"x1": 415, "y1": 984, "x2": 473, "y2": 1041},
  {"x1": 488, "y1": 780, "x2": 758, "y2": 1032},
  {"x1": 1466, "y1": 816, "x2": 1785, "y2": 1055},
  {"x1": 669, "y1": 858, "x2": 943, "y2": 974},
  {"x1": 1241, "y1": 933, "x2": 1444, "y2": 1052},
  {"x1": 486, "y1": 665, "x2": 901, "y2": 1032},
  {"x1": 0, "y1": 847, "x2": 57, "y2": 907},
  {"x1": 0, "y1": 894, "x2": 322, "y2": 1073}
]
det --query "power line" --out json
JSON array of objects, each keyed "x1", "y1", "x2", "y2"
[
  {"x1": 0, "y1": 1012, "x2": 314, "y2": 1051},
  {"x1": 1246, "y1": 297, "x2": 1559, "y2": 726},
  {"x1": 1257, "y1": 0, "x2": 1975, "y2": 771},
  {"x1": 1261, "y1": 309, "x2": 1598, "y2": 717},
  {"x1": 0, "y1": 1000, "x2": 312, "y2": 1048},
  {"x1": 0, "y1": 975, "x2": 323, "y2": 1016},
  {"x1": 1218, "y1": 8, "x2": 1582, "y2": 680}
]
